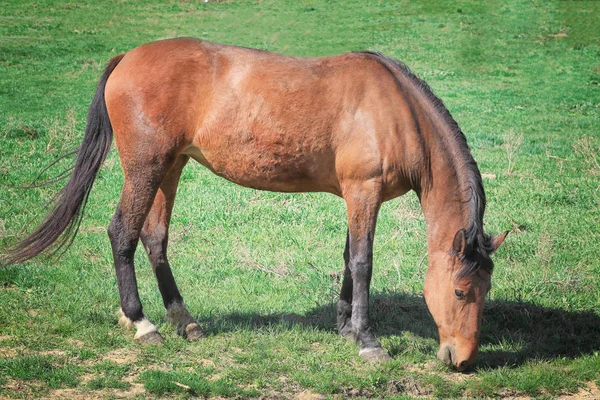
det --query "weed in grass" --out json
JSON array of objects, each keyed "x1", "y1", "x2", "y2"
[
  {"x1": 573, "y1": 135, "x2": 600, "y2": 176},
  {"x1": 44, "y1": 108, "x2": 78, "y2": 155},
  {"x1": 502, "y1": 129, "x2": 524, "y2": 176}
]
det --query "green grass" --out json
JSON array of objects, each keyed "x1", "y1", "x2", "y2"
[{"x1": 1, "y1": 0, "x2": 599, "y2": 398}]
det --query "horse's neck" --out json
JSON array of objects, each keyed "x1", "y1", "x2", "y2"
[
  {"x1": 418, "y1": 129, "x2": 469, "y2": 255},
  {"x1": 388, "y1": 65, "x2": 474, "y2": 256}
]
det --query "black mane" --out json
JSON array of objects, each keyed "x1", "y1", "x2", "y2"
[{"x1": 358, "y1": 51, "x2": 493, "y2": 277}]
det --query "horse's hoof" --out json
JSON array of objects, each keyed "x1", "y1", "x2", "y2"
[
  {"x1": 337, "y1": 317, "x2": 354, "y2": 341},
  {"x1": 339, "y1": 328, "x2": 355, "y2": 341},
  {"x1": 359, "y1": 347, "x2": 392, "y2": 363},
  {"x1": 135, "y1": 331, "x2": 164, "y2": 345},
  {"x1": 182, "y1": 323, "x2": 204, "y2": 341}
]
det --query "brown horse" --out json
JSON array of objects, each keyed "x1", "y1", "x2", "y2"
[{"x1": 2, "y1": 38, "x2": 507, "y2": 371}]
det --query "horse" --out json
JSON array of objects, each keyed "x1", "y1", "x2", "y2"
[{"x1": 2, "y1": 38, "x2": 507, "y2": 371}]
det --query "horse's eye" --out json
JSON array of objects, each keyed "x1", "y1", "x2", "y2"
[{"x1": 455, "y1": 289, "x2": 466, "y2": 300}]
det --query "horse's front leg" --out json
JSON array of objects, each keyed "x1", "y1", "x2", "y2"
[
  {"x1": 337, "y1": 231, "x2": 354, "y2": 339},
  {"x1": 342, "y1": 179, "x2": 392, "y2": 363}
]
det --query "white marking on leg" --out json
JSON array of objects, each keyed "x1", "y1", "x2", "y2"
[
  {"x1": 118, "y1": 309, "x2": 157, "y2": 338},
  {"x1": 133, "y1": 318, "x2": 158, "y2": 339},
  {"x1": 118, "y1": 308, "x2": 134, "y2": 330}
]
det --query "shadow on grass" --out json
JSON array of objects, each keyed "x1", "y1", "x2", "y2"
[{"x1": 198, "y1": 292, "x2": 600, "y2": 369}]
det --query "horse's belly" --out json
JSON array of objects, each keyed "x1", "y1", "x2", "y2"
[{"x1": 183, "y1": 144, "x2": 338, "y2": 194}]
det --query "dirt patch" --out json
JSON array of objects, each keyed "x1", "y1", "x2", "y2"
[
  {"x1": 121, "y1": 374, "x2": 146, "y2": 397},
  {"x1": 495, "y1": 382, "x2": 600, "y2": 400},
  {"x1": 42, "y1": 382, "x2": 146, "y2": 400},
  {"x1": 407, "y1": 360, "x2": 474, "y2": 384},
  {"x1": 558, "y1": 382, "x2": 600, "y2": 399},
  {"x1": 384, "y1": 376, "x2": 432, "y2": 398},
  {"x1": 341, "y1": 386, "x2": 374, "y2": 398},
  {"x1": 67, "y1": 339, "x2": 84, "y2": 348},
  {"x1": 443, "y1": 370, "x2": 473, "y2": 384},
  {"x1": 42, "y1": 389, "x2": 94, "y2": 400},
  {"x1": 0, "y1": 345, "x2": 73, "y2": 359},
  {"x1": 1, "y1": 347, "x2": 20, "y2": 358},
  {"x1": 189, "y1": 358, "x2": 216, "y2": 368},
  {"x1": 0, "y1": 343, "x2": 29, "y2": 358},
  {"x1": 0, "y1": 379, "x2": 43, "y2": 400},
  {"x1": 37, "y1": 349, "x2": 67, "y2": 357},
  {"x1": 103, "y1": 348, "x2": 138, "y2": 365},
  {"x1": 79, "y1": 373, "x2": 95, "y2": 385},
  {"x1": 498, "y1": 394, "x2": 531, "y2": 400},
  {"x1": 2, "y1": 373, "x2": 142, "y2": 400},
  {"x1": 296, "y1": 391, "x2": 325, "y2": 400}
]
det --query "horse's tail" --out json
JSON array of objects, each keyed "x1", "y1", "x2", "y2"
[{"x1": 1, "y1": 54, "x2": 125, "y2": 267}]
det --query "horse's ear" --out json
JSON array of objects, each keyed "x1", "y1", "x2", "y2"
[
  {"x1": 489, "y1": 231, "x2": 509, "y2": 254},
  {"x1": 452, "y1": 229, "x2": 467, "y2": 255}
]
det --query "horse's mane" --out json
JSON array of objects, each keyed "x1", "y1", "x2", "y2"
[{"x1": 358, "y1": 51, "x2": 494, "y2": 278}]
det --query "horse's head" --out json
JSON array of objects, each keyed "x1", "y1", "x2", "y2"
[{"x1": 423, "y1": 229, "x2": 507, "y2": 371}]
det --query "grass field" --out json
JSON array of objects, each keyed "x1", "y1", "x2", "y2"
[{"x1": 1, "y1": 0, "x2": 599, "y2": 398}]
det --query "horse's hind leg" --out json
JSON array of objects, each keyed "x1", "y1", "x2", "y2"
[
  {"x1": 139, "y1": 155, "x2": 203, "y2": 341},
  {"x1": 342, "y1": 179, "x2": 392, "y2": 363},
  {"x1": 108, "y1": 152, "x2": 176, "y2": 345}
]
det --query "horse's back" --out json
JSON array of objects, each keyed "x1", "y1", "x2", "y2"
[{"x1": 105, "y1": 38, "x2": 412, "y2": 197}]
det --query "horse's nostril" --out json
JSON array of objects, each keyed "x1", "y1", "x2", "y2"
[
  {"x1": 437, "y1": 346, "x2": 453, "y2": 365},
  {"x1": 456, "y1": 360, "x2": 468, "y2": 372}
]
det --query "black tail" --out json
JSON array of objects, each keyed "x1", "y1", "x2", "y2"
[{"x1": 1, "y1": 54, "x2": 125, "y2": 266}]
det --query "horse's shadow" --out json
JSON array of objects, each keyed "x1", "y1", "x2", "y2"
[{"x1": 198, "y1": 292, "x2": 600, "y2": 369}]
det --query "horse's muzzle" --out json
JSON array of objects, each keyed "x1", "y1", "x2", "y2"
[{"x1": 437, "y1": 344, "x2": 472, "y2": 372}]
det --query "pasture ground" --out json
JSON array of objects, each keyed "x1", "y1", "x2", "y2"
[{"x1": 1, "y1": 0, "x2": 599, "y2": 398}]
